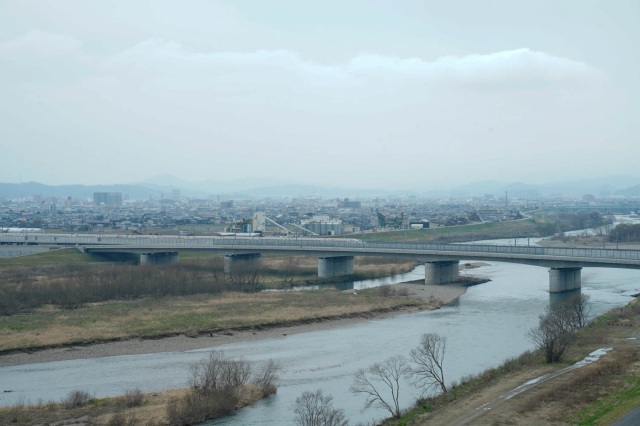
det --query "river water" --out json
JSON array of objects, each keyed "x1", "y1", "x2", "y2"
[{"x1": 2, "y1": 234, "x2": 640, "y2": 424}]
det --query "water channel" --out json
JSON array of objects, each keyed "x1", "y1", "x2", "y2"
[{"x1": 2, "y1": 231, "x2": 640, "y2": 424}]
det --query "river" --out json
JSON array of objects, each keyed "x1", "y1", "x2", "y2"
[{"x1": 2, "y1": 226, "x2": 640, "y2": 424}]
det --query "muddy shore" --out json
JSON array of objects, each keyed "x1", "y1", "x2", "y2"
[{"x1": 0, "y1": 281, "x2": 468, "y2": 367}]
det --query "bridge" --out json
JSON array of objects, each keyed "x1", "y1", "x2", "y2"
[{"x1": 2, "y1": 233, "x2": 640, "y2": 293}]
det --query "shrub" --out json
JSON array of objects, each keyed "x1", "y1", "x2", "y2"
[
  {"x1": 123, "y1": 388, "x2": 144, "y2": 408},
  {"x1": 0, "y1": 259, "x2": 232, "y2": 315},
  {"x1": 190, "y1": 351, "x2": 282, "y2": 394},
  {"x1": 252, "y1": 359, "x2": 281, "y2": 393},
  {"x1": 62, "y1": 390, "x2": 91, "y2": 409},
  {"x1": 377, "y1": 285, "x2": 393, "y2": 297},
  {"x1": 169, "y1": 352, "x2": 280, "y2": 425},
  {"x1": 190, "y1": 352, "x2": 252, "y2": 394},
  {"x1": 376, "y1": 285, "x2": 409, "y2": 297},
  {"x1": 293, "y1": 389, "x2": 348, "y2": 426},
  {"x1": 107, "y1": 412, "x2": 137, "y2": 426},
  {"x1": 166, "y1": 390, "x2": 238, "y2": 426}
]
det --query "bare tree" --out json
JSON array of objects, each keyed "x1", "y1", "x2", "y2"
[
  {"x1": 350, "y1": 355, "x2": 410, "y2": 418},
  {"x1": 527, "y1": 307, "x2": 574, "y2": 363},
  {"x1": 190, "y1": 351, "x2": 281, "y2": 395},
  {"x1": 190, "y1": 351, "x2": 244, "y2": 394},
  {"x1": 227, "y1": 262, "x2": 263, "y2": 291},
  {"x1": 292, "y1": 389, "x2": 348, "y2": 426},
  {"x1": 283, "y1": 256, "x2": 303, "y2": 284},
  {"x1": 409, "y1": 333, "x2": 447, "y2": 394},
  {"x1": 170, "y1": 352, "x2": 280, "y2": 425},
  {"x1": 564, "y1": 293, "x2": 592, "y2": 329},
  {"x1": 252, "y1": 359, "x2": 281, "y2": 393},
  {"x1": 529, "y1": 294, "x2": 592, "y2": 363}
]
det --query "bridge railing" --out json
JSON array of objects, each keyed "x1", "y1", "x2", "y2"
[{"x1": 1, "y1": 234, "x2": 640, "y2": 261}]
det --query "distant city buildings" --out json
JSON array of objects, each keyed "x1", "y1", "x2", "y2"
[
  {"x1": 4, "y1": 186, "x2": 640, "y2": 236},
  {"x1": 339, "y1": 198, "x2": 361, "y2": 209},
  {"x1": 93, "y1": 192, "x2": 122, "y2": 207}
]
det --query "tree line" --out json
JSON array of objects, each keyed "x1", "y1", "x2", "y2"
[
  {"x1": 0, "y1": 259, "x2": 264, "y2": 316},
  {"x1": 608, "y1": 223, "x2": 640, "y2": 243},
  {"x1": 535, "y1": 211, "x2": 612, "y2": 237}
]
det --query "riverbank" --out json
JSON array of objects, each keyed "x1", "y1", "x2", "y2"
[
  {"x1": 0, "y1": 277, "x2": 479, "y2": 426},
  {"x1": 0, "y1": 280, "x2": 470, "y2": 367},
  {"x1": 387, "y1": 298, "x2": 640, "y2": 426},
  {"x1": 0, "y1": 380, "x2": 276, "y2": 426}
]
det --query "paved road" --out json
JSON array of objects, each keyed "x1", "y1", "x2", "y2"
[{"x1": 613, "y1": 406, "x2": 640, "y2": 426}]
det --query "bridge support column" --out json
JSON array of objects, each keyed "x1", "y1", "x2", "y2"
[
  {"x1": 549, "y1": 267, "x2": 582, "y2": 293},
  {"x1": 140, "y1": 252, "x2": 179, "y2": 265},
  {"x1": 224, "y1": 253, "x2": 262, "y2": 275},
  {"x1": 318, "y1": 256, "x2": 354, "y2": 278},
  {"x1": 425, "y1": 261, "x2": 459, "y2": 285}
]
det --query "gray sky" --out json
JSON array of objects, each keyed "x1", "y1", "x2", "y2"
[{"x1": 1, "y1": 0, "x2": 638, "y2": 190}]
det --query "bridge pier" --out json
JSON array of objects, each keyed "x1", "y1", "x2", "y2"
[
  {"x1": 140, "y1": 252, "x2": 179, "y2": 265},
  {"x1": 318, "y1": 256, "x2": 354, "y2": 278},
  {"x1": 549, "y1": 267, "x2": 582, "y2": 293},
  {"x1": 224, "y1": 253, "x2": 262, "y2": 275},
  {"x1": 425, "y1": 261, "x2": 459, "y2": 285}
]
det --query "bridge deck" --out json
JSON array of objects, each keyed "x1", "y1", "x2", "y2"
[{"x1": 2, "y1": 233, "x2": 640, "y2": 270}]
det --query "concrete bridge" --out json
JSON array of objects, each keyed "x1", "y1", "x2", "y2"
[{"x1": 3, "y1": 233, "x2": 640, "y2": 293}]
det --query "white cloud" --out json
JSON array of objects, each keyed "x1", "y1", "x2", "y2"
[
  {"x1": 0, "y1": 33, "x2": 627, "y2": 187},
  {"x1": 103, "y1": 40, "x2": 603, "y2": 90},
  {"x1": 91, "y1": 40, "x2": 607, "y2": 125},
  {"x1": 347, "y1": 49, "x2": 605, "y2": 94}
]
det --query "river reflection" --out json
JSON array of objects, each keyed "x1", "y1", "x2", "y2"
[
  {"x1": 277, "y1": 264, "x2": 425, "y2": 292},
  {"x1": 2, "y1": 261, "x2": 639, "y2": 425}
]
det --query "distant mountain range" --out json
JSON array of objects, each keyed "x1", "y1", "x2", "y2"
[
  {"x1": 420, "y1": 176, "x2": 640, "y2": 199},
  {"x1": 0, "y1": 182, "x2": 164, "y2": 201},
  {"x1": 1, "y1": 175, "x2": 640, "y2": 200}
]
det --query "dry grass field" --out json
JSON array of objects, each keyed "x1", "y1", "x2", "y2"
[
  {"x1": 0, "y1": 289, "x2": 431, "y2": 353},
  {"x1": 0, "y1": 254, "x2": 424, "y2": 353}
]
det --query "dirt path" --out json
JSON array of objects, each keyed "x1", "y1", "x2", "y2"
[
  {"x1": 420, "y1": 365, "x2": 557, "y2": 426},
  {"x1": 413, "y1": 303, "x2": 640, "y2": 426}
]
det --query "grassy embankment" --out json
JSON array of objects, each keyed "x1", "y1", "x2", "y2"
[
  {"x1": 346, "y1": 211, "x2": 567, "y2": 245},
  {"x1": 0, "y1": 247, "x2": 104, "y2": 265},
  {"x1": 0, "y1": 381, "x2": 274, "y2": 426},
  {"x1": 385, "y1": 299, "x2": 640, "y2": 426}
]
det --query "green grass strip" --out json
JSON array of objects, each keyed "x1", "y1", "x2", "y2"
[
  {"x1": 0, "y1": 248, "x2": 102, "y2": 266},
  {"x1": 573, "y1": 376, "x2": 640, "y2": 425}
]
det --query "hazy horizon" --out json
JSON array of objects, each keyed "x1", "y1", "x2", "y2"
[{"x1": 1, "y1": 1, "x2": 638, "y2": 190}]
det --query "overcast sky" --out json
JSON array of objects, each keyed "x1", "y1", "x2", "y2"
[{"x1": 1, "y1": 0, "x2": 638, "y2": 190}]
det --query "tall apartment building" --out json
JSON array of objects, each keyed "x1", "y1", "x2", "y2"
[{"x1": 93, "y1": 192, "x2": 123, "y2": 207}]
